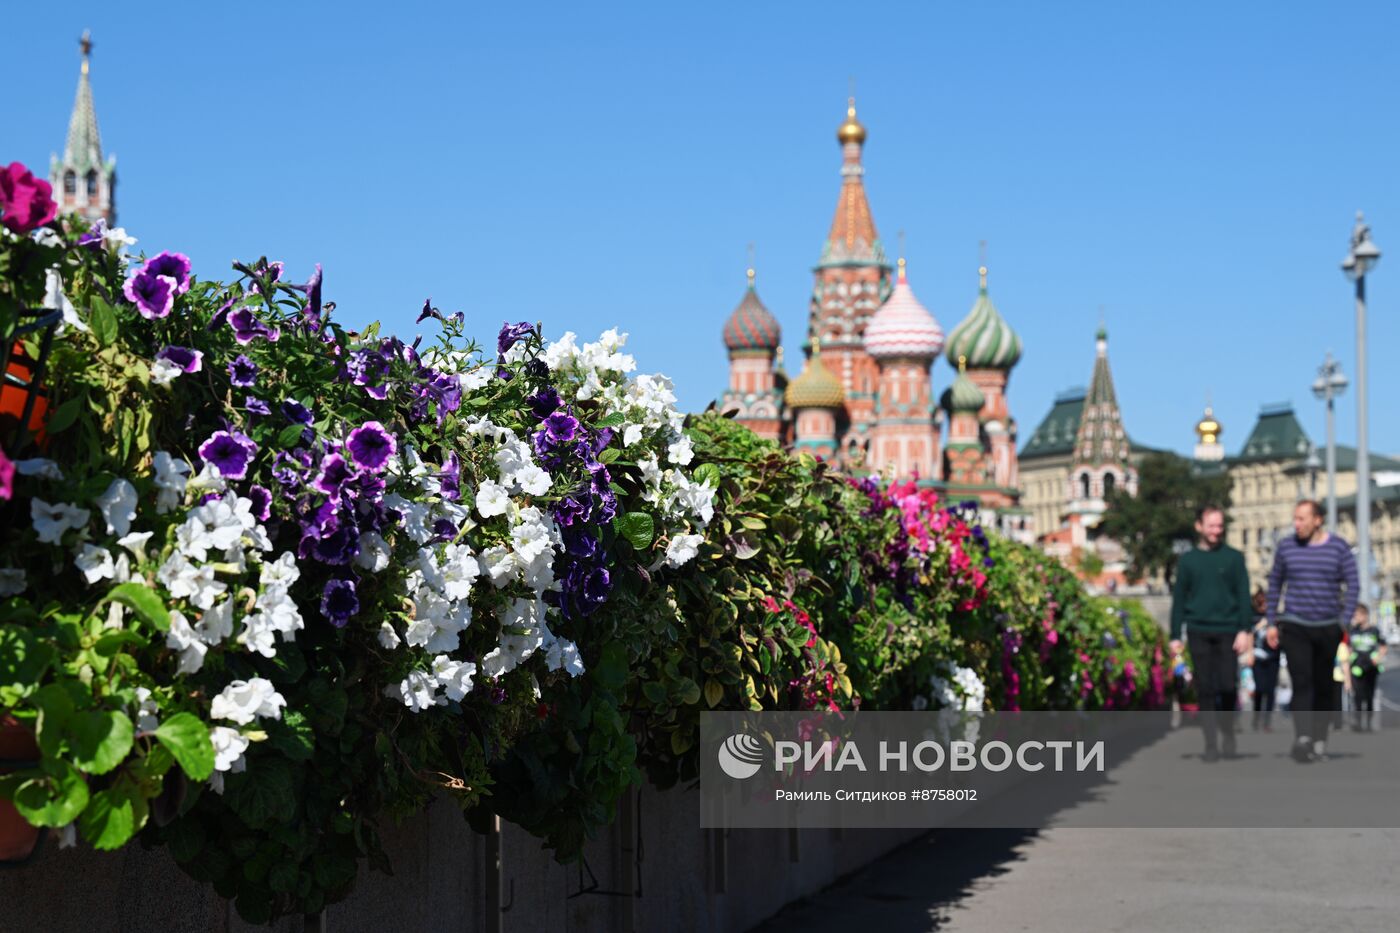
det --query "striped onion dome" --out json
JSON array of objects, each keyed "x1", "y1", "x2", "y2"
[
  {"x1": 722, "y1": 269, "x2": 781, "y2": 352},
  {"x1": 863, "y1": 259, "x2": 944, "y2": 360},
  {"x1": 944, "y1": 267, "x2": 1022, "y2": 370},
  {"x1": 944, "y1": 362, "x2": 986, "y2": 413},
  {"x1": 785, "y1": 340, "x2": 845, "y2": 409}
]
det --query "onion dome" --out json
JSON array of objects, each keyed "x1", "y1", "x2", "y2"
[
  {"x1": 944, "y1": 356, "x2": 986, "y2": 413},
  {"x1": 785, "y1": 338, "x2": 845, "y2": 409},
  {"x1": 837, "y1": 98, "x2": 866, "y2": 146},
  {"x1": 723, "y1": 268, "x2": 781, "y2": 352},
  {"x1": 1195, "y1": 406, "x2": 1222, "y2": 445},
  {"x1": 864, "y1": 258, "x2": 944, "y2": 359},
  {"x1": 945, "y1": 266, "x2": 1022, "y2": 370}
]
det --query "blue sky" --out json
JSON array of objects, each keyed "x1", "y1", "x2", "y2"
[{"x1": 8, "y1": 0, "x2": 1399, "y2": 456}]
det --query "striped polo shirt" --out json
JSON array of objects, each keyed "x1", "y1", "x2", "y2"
[{"x1": 1265, "y1": 534, "x2": 1360, "y2": 627}]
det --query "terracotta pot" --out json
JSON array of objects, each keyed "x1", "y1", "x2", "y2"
[
  {"x1": 0, "y1": 715, "x2": 42, "y2": 863},
  {"x1": 0, "y1": 342, "x2": 51, "y2": 451}
]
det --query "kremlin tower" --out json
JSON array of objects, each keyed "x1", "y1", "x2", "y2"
[
  {"x1": 865, "y1": 257, "x2": 944, "y2": 479},
  {"x1": 49, "y1": 32, "x2": 116, "y2": 228},
  {"x1": 720, "y1": 267, "x2": 784, "y2": 442}
]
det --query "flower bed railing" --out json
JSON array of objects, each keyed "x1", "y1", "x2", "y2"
[{"x1": 0, "y1": 159, "x2": 1164, "y2": 923}]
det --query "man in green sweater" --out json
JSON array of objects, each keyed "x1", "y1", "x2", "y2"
[{"x1": 1170, "y1": 505, "x2": 1254, "y2": 761}]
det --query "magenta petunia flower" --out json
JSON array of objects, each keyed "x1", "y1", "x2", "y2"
[
  {"x1": 198, "y1": 430, "x2": 258, "y2": 480},
  {"x1": 143, "y1": 251, "x2": 192, "y2": 295},
  {"x1": 123, "y1": 269, "x2": 178, "y2": 319},
  {"x1": 0, "y1": 447, "x2": 14, "y2": 501},
  {"x1": 346, "y1": 421, "x2": 396, "y2": 473},
  {"x1": 0, "y1": 162, "x2": 57, "y2": 234}
]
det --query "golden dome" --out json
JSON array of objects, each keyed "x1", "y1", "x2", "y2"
[
  {"x1": 837, "y1": 98, "x2": 866, "y2": 146},
  {"x1": 786, "y1": 339, "x2": 845, "y2": 409},
  {"x1": 1195, "y1": 406, "x2": 1222, "y2": 444}
]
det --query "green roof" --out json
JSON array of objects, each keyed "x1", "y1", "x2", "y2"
[
  {"x1": 1021, "y1": 389, "x2": 1086, "y2": 459},
  {"x1": 1336, "y1": 482, "x2": 1400, "y2": 510},
  {"x1": 1231, "y1": 406, "x2": 1311, "y2": 463}
]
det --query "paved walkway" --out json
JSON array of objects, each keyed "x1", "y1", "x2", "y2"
[{"x1": 755, "y1": 693, "x2": 1400, "y2": 932}]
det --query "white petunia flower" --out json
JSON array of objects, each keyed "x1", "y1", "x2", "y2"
[
  {"x1": 31, "y1": 500, "x2": 90, "y2": 545},
  {"x1": 480, "y1": 546, "x2": 518, "y2": 587},
  {"x1": 391, "y1": 671, "x2": 440, "y2": 712},
  {"x1": 150, "y1": 358, "x2": 183, "y2": 386},
  {"x1": 210, "y1": 677, "x2": 285, "y2": 725},
  {"x1": 195, "y1": 599, "x2": 236, "y2": 645},
  {"x1": 0, "y1": 568, "x2": 26, "y2": 596},
  {"x1": 95, "y1": 479, "x2": 138, "y2": 538},
  {"x1": 475, "y1": 479, "x2": 509, "y2": 518},
  {"x1": 133, "y1": 687, "x2": 160, "y2": 733},
  {"x1": 15, "y1": 458, "x2": 63, "y2": 481},
  {"x1": 664, "y1": 533, "x2": 705, "y2": 568},
  {"x1": 116, "y1": 531, "x2": 154, "y2": 561},
  {"x1": 260, "y1": 552, "x2": 300, "y2": 588},
  {"x1": 622, "y1": 424, "x2": 644, "y2": 447},
  {"x1": 152, "y1": 452, "x2": 191, "y2": 513},
  {"x1": 165, "y1": 610, "x2": 209, "y2": 675},
  {"x1": 74, "y1": 544, "x2": 116, "y2": 584},
  {"x1": 377, "y1": 621, "x2": 401, "y2": 649},
  {"x1": 210, "y1": 726, "x2": 250, "y2": 773},
  {"x1": 431, "y1": 655, "x2": 477, "y2": 702},
  {"x1": 45, "y1": 269, "x2": 87, "y2": 335},
  {"x1": 354, "y1": 531, "x2": 392, "y2": 572},
  {"x1": 238, "y1": 614, "x2": 278, "y2": 658}
]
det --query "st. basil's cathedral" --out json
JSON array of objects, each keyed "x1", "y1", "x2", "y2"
[{"x1": 718, "y1": 101, "x2": 1035, "y2": 543}]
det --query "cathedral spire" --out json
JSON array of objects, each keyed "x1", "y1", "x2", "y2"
[
  {"x1": 1073, "y1": 325, "x2": 1128, "y2": 469},
  {"x1": 819, "y1": 97, "x2": 887, "y2": 268},
  {"x1": 51, "y1": 30, "x2": 116, "y2": 226}
]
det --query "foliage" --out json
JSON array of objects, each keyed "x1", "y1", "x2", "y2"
[
  {"x1": 0, "y1": 159, "x2": 1168, "y2": 922},
  {"x1": 1100, "y1": 452, "x2": 1232, "y2": 584}
]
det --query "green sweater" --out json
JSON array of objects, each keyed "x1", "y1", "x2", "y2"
[{"x1": 1170, "y1": 544, "x2": 1252, "y2": 640}]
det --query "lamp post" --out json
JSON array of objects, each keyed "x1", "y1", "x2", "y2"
[
  {"x1": 1341, "y1": 211, "x2": 1380, "y2": 605},
  {"x1": 1311, "y1": 352, "x2": 1347, "y2": 532},
  {"x1": 1305, "y1": 442, "x2": 1321, "y2": 499}
]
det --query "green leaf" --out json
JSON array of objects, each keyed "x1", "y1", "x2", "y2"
[
  {"x1": 104, "y1": 582, "x2": 171, "y2": 632},
  {"x1": 277, "y1": 423, "x2": 307, "y2": 448},
  {"x1": 155, "y1": 712, "x2": 215, "y2": 781},
  {"x1": 703, "y1": 678, "x2": 725, "y2": 709},
  {"x1": 79, "y1": 779, "x2": 147, "y2": 850},
  {"x1": 592, "y1": 641, "x2": 628, "y2": 693},
  {"x1": 618, "y1": 512, "x2": 654, "y2": 551},
  {"x1": 44, "y1": 395, "x2": 85, "y2": 436},
  {"x1": 265, "y1": 709, "x2": 314, "y2": 762},
  {"x1": 94, "y1": 631, "x2": 146, "y2": 657},
  {"x1": 693, "y1": 463, "x2": 722, "y2": 488},
  {"x1": 89, "y1": 297, "x2": 118, "y2": 346},
  {"x1": 0, "y1": 625, "x2": 55, "y2": 693},
  {"x1": 10, "y1": 760, "x2": 90, "y2": 827},
  {"x1": 69, "y1": 710, "x2": 135, "y2": 775},
  {"x1": 597, "y1": 447, "x2": 621, "y2": 464},
  {"x1": 596, "y1": 412, "x2": 627, "y2": 429},
  {"x1": 224, "y1": 757, "x2": 297, "y2": 829}
]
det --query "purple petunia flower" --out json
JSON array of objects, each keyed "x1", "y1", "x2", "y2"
[
  {"x1": 431, "y1": 517, "x2": 459, "y2": 542},
  {"x1": 291, "y1": 263, "x2": 322, "y2": 330},
  {"x1": 228, "y1": 305, "x2": 281, "y2": 345},
  {"x1": 496, "y1": 321, "x2": 535, "y2": 356},
  {"x1": 198, "y1": 430, "x2": 258, "y2": 480},
  {"x1": 542, "y1": 411, "x2": 579, "y2": 444},
  {"x1": 346, "y1": 421, "x2": 397, "y2": 473},
  {"x1": 281, "y1": 399, "x2": 314, "y2": 425},
  {"x1": 553, "y1": 485, "x2": 593, "y2": 528},
  {"x1": 228, "y1": 354, "x2": 258, "y2": 388},
  {"x1": 527, "y1": 387, "x2": 562, "y2": 420},
  {"x1": 320, "y1": 578, "x2": 359, "y2": 627},
  {"x1": 312, "y1": 453, "x2": 354, "y2": 497},
  {"x1": 417, "y1": 298, "x2": 441, "y2": 324},
  {"x1": 77, "y1": 219, "x2": 107, "y2": 250},
  {"x1": 437, "y1": 452, "x2": 461, "y2": 501},
  {"x1": 123, "y1": 269, "x2": 177, "y2": 319},
  {"x1": 247, "y1": 485, "x2": 273, "y2": 522},
  {"x1": 156, "y1": 345, "x2": 203, "y2": 373},
  {"x1": 245, "y1": 396, "x2": 271, "y2": 417},
  {"x1": 143, "y1": 251, "x2": 192, "y2": 295}
]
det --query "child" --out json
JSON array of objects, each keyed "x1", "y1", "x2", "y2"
[{"x1": 1349, "y1": 605, "x2": 1387, "y2": 731}]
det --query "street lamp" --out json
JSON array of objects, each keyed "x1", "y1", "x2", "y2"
[
  {"x1": 1311, "y1": 352, "x2": 1347, "y2": 531},
  {"x1": 1304, "y1": 442, "x2": 1321, "y2": 499},
  {"x1": 1341, "y1": 210, "x2": 1380, "y2": 605}
]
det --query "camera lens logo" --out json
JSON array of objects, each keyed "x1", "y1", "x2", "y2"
[{"x1": 717, "y1": 734, "x2": 765, "y2": 779}]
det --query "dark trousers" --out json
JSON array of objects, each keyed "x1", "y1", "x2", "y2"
[
  {"x1": 1253, "y1": 659, "x2": 1280, "y2": 723},
  {"x1": 1354, "y1": 668, "x2": 1379, "y2": 728},
  {"x1": 1187, "y1": 629, "x2": 1238, "y2": 750},
  {"x1": 1279, "y1": 622, "x2": 1343, "y2": 743}
]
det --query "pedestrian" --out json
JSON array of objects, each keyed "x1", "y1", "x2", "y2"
[
  {"x1": 1170, "y1": 505, "x2": 1252, "y2": 761},
  {"x1": 1249, "y1": 588, "x2": 1281, "y2": 731},
  {"x1": 1263, "y1": 500, "x2": 1361, "y2": 763},
  {"x1": 1349, "y1": 604, "x2": 1386, "y2": 732}
]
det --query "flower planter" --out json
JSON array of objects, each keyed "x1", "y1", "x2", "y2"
[
  {"x1": 0, "y1": 307, "x2": 61, "y2": 458},
  {"x1": 0, "y1": 715, "x2": 42, "y2": 864}
]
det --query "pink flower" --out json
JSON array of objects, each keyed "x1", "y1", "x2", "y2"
[
  {"x1": 0, "y1": 448, "x2": 14, "y2": 501},
  {"x1": 0, "y1": 162, "x2": 57, "y2": 234}
]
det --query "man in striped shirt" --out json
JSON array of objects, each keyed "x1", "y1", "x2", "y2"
[{"x1": 1264, "y1": 499, "x2": 1361, "y2": 762}]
